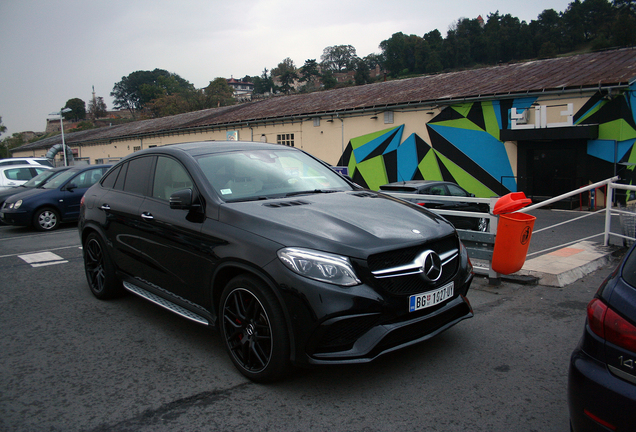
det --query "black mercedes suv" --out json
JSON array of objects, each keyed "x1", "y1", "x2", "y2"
[{"x1": 79, "y1": 141, "x2": 474, "y2": 382}]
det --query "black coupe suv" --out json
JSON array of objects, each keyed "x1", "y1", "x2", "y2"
[{"x1": 79, "y1": 141, "x2": 474, "y2": 382}]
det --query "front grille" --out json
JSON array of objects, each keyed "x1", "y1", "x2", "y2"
[
  {"x1": 367, "y1": 234, "x2": 459, "y2": 296},
  {"x1": 367, "y1": 235, "x2": 457, "y2": 271}
]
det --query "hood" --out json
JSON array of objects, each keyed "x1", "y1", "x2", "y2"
[
  {"x1": 218, "y1": 191, "x2": 456, "y2": 259},
  {"x1": 2, "y1": 187, "x2": 52, "y2": 203},
  {"x1": 0, "y1": 185, "x2": 29, "y2": 201}
]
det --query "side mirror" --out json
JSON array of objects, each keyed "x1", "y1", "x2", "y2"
[
  {"x1": 65, "y1": 183, "x2": 78, "y2": 191},
  {"x1": 170, "y1": 188, "x2": 194, "y2": 210}
]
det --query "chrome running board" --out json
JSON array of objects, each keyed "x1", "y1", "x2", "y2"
[{"x1": 122, "y1": 281, "x2": 209, "y2": 325}]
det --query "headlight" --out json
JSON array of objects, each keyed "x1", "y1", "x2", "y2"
[
  {"x1": 277, "y1": 247, "x2": 361, "y2": 286},
  {"x1": 12, "y1": 200, "x2": 23, "y2": 209}
]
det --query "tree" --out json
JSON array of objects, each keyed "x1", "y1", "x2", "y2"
[
  {"x1": 353, "y1": 58, "x2": 372, "y2": 85},
  {"x1": 320, "y1": 45, "x2": 358, "y2": 72},
  {"x1": 203, "y1": 78, "x2": 235, "y2": 108},
  {"x1": 111, "y1": 69, "x2": 194, "y2": 115},
  {"x1": 88, "y1": 96, "x2": 107, "y2": 120},
  {"x1": 321, "y1": 70, "x2": 338, "y2": 90},
  {"x1": 0, "y1": 116, "x2": 7, "y2": 159},
  {"x1": 63, "y1": 98, "x2": 86, "y2": 121},
  {"x1": 1, "y1": 133, "x2": 25, "y2": 159},
  {"x1": 299, "y1": 59, "x2": 320, "y2": 82},
  {"x1": 253, "y1": 68, "x2": 275, "y2": 95},
  {"x1": 271, "y1": 58, "x2": 298, "y2": 94}
]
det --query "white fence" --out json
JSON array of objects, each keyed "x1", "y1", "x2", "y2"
[{"x1": 383, "y1": 177, "x2": 635, "y2": 283}]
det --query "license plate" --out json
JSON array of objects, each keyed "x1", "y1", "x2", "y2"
[{"x1": 409, "y1": 282, "x2": 454, "y2": 312}]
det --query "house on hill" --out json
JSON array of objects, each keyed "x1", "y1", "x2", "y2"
[{"x1": 13, "y1": 48, "x2": 636, "y2": 201}]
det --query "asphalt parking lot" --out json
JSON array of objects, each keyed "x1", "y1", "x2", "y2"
[{"x1": 0, "y1": 210, "x2": 626, "y2": 431}]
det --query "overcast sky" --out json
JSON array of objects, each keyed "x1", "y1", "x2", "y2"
[{"x1": 0, "y1": 0, "x2": 573, "y2": 137}]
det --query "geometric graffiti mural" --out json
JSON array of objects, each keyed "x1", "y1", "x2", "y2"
[{"x1": 338, "y1": 82, "x2": 636, "y2": 198}]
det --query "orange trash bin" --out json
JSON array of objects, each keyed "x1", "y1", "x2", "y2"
[{"x1": 490, "y1": 192, "x2": 536, "y2": 275}]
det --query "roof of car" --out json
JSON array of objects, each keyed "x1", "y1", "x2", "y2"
[
  {"x1": 0, "y1": 164, "x2": 51, "y2": 170},
  {"x1": 65, "y1": 164, "x2": 112, "y2": 171},
  {"x1": 380, "y1": 180, "x2": 449, "y2": 189},
  {"x1": 133, "y1": 141, "x2": 294, "y2": 158}
]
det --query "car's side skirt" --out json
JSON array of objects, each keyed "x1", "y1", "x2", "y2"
[{"x1": 122, "y1": 281, "x2": 209, "y2": 325}]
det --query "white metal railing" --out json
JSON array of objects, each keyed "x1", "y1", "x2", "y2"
[
  {"x1": 516, "y1": 176, "x2": 636, "y2": 247},
  {"x1": 383, "y1": 177, "x2": 634, "y2": 282}
]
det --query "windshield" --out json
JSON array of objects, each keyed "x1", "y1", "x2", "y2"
[
  {"x1": 197, "y1": 149, "x2": 351, "y2": 202},
  {"x1": 23, "y1": 169, "x2": 65, "y2": 188}
]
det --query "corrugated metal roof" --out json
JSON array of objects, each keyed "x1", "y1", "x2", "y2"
[{"x1": 17, "y1": 48, "x2": 636, "y2": 152}]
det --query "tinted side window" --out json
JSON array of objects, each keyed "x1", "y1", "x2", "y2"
[
  {"x1": 123, "y1": 157, "x2": 154, "y2": 196},
  {"x1": 622, "y1": 249, "x2": 636, "y2": 287},
  {"x1": 447, "y1": 185, "x2": 468, "y2": 197},
  {"x1": 71, "y1": 168, "x2": 107, "y2": 188},
  {"x1": 152, "y1": 156, "x2": 193, "y2": 201},
  {"x1": 101, "y1": 165, "x2": 121, "y2": 189},
  {"x1": 427, "y1": 185, "x2": 446, "y2": 195},
  {"x1": 114, "y1": 163, "x2": 128, "y2": 191}
]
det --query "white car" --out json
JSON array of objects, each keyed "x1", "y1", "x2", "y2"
[
  {"x1": 0, "y1": 164, "x2": 51, "y2": 190},
  {"x1": 0, "y1": 157, "x2": 53, "y2": 167}
]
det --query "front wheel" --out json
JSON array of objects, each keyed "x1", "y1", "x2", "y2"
[
  {"x1": 33, "y1": 207, "x2": 59, "y2": 231},
  {"x1": 219, "y1": 275, "x2": 290, "y2": 383},
  {"x1": 83, "y1": 232, "x2": 123, "y2": 299}
]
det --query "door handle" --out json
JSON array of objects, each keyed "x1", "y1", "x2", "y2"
[
  {"x1": 100, "y1": 204, "x2": 111, "y2": 211},
  {"x1": 141, "y1": 212, "x2": 154, "y2": 220}
]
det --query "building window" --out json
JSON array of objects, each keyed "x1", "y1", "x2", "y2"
[
  {"x1": 133, "y1": 146, "x2": 141, "y2": 152},
  {"x1": 277, "y1": 133, "x2": 294, "y2": 147},
  {"x1": 384, "y1": 111, "x2": 394, "y2": 124},
  {"x1": 313, "y1": 118, "x2": 320, "y2": 127}
]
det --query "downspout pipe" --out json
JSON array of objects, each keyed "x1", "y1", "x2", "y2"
[{"x1": 336, "y1": 114, "x2": 344, "y2": 153}]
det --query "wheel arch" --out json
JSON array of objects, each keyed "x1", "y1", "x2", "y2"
[{"x1": 211, "y1": 261, "x2": 297, "y2": 362}]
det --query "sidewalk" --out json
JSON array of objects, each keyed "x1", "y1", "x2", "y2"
[{"x1": 514, "y1": 240, "x2": 623, "y2": 287}]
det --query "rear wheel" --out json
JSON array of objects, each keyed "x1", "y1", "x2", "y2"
[
  {"x1": 220, "y1": 275, "x2": 290, "y2": 382},
  {"x1": 33, "y1": 207, "x2": 59, "y2": 231},
  {"x1": 83, "y1": 232, "x2": 123, "y2": 299}
]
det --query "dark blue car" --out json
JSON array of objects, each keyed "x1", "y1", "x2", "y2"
[
  {"x1": 568, "y1": 244, "x2": 636, "y2": 431},
  {"x1": 0, "y1": 164, "x2": 111, "y2": 231}
]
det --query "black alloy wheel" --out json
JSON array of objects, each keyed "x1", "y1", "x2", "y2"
[
  {"x1": 83, "y1": 232, "x2": 122, "y2": 299},
  {"x1": 220, "y1": 275, "x2": 289, "y2": 382},
  {"x1": 33, "y1": 207, "x2": 59, "y2": 231}
]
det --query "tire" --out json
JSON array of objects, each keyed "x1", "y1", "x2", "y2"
[
  {"x1": 33, "y1": 207, "x2": 60, "y2": 231},
  {"x1": 83, "y1": 232, "x2": 123, "y2": 299},
  {"x1": 477, "y1": 217, "x2": 489, "y2": 232},
  {"x1": 219, "y1": 275, "x2": 290, "y2": 383}
]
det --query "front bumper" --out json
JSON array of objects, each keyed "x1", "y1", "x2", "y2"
[
  {"x1": 266, "y1": 251, "x2": 474, "y2": 366},
  {"x1": 0, "y1": 209, "x2": 31, "y2": 226}
]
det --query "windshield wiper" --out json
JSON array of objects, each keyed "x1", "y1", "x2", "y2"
[{"x1": 285, "y1": 189, "x2": 339, "y2": 197}]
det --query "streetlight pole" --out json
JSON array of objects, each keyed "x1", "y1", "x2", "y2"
[{"x1": 49, "y1": 108, "x2": 72, "y2": 166}]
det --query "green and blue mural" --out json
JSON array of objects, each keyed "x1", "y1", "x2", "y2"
[{"x1": 337, "y1": 82, "x2": 636, "y2": 197}]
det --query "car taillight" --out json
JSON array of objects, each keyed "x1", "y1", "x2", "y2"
[
  {"x1": 587, "y1": 298, "x2": 607, "y2": 339},
  {"x1": 587, "y1": 298, "x2": 636, "y2": 352},
  {"x1": 80, "y1": 195, "x2": 85, "y2": 207},
  {"x1": 605, "y1": 307, "x2": 636, "y2": 353}
]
